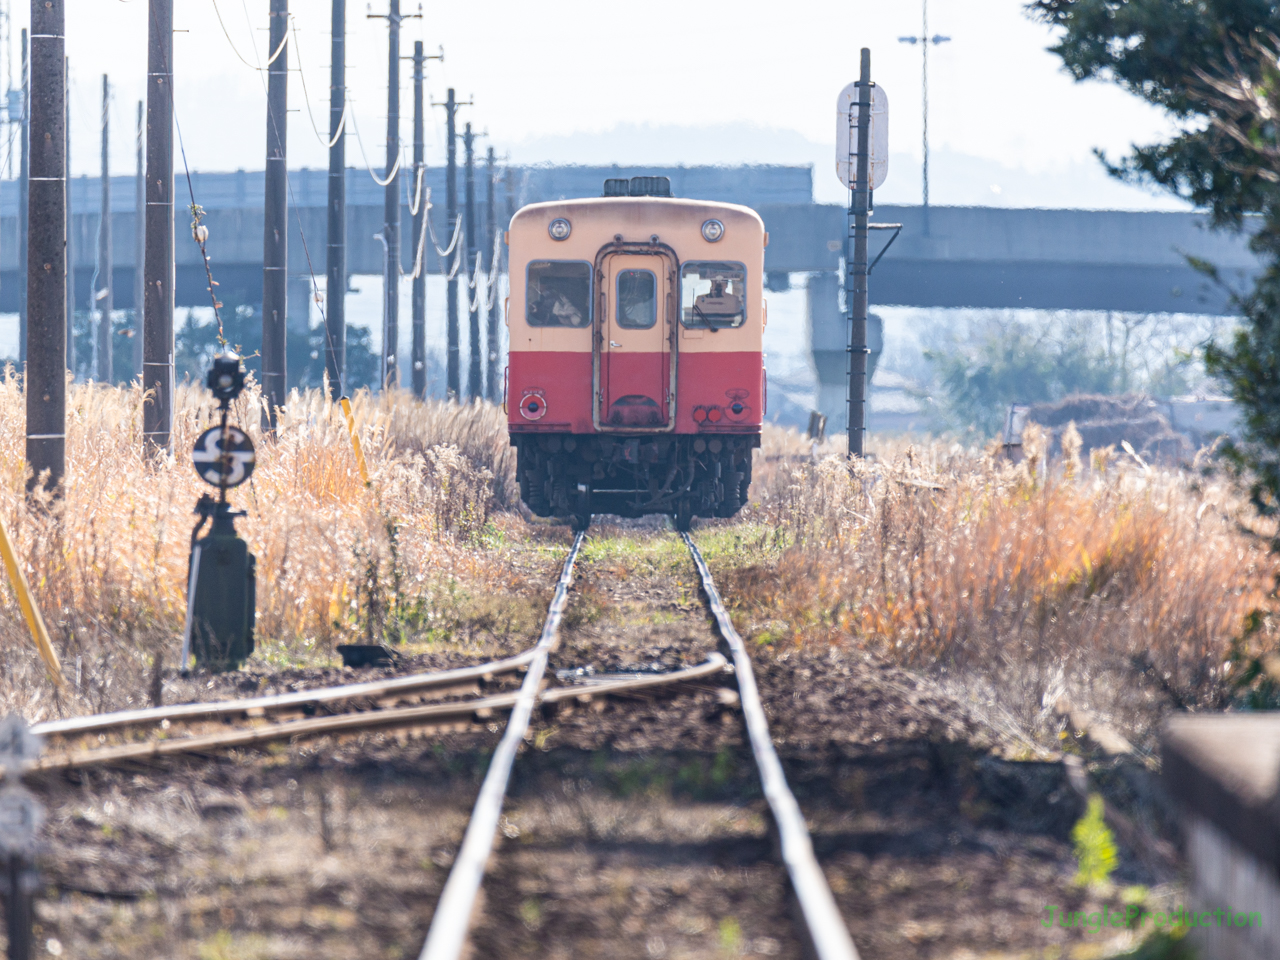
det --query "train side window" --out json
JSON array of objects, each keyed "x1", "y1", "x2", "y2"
[
  {"x1": 526, "y1": 261, "x2": 592, "y2": 327},
  {"x1": 680, "y1": 261, "x2": 746, "y2": 329},
  {"x1": 616, "y1": 269, "x2": 657, "y2": 329}
]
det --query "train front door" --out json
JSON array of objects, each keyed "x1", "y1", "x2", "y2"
[{"x1": 599, "y1": 253, "x2": 672, "y2": 428}]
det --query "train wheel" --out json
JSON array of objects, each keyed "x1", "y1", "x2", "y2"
[{"x1": 674, "y1": 499, "x2": 693, "y2": 532}]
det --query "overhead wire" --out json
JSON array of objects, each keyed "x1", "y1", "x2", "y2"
[
  {"x1": 407, "y1": 163, "x2": 424, "y2": 215},
  {"x1": 467, "y1": 229, "x2": 503, "y2": 313},
  {"x1": 424, "y1": 192, "x2": 462, "y2": 258},
  {"x1": 203, "y1": 1, "x2": 497, "y2": 392},
  {"x1": 288, "y1": 16, "x2": 347, "y2": 149},
  {"x1": 235, "y1": 0, "x2": 347, "y2": 398},
  {"x1": 212, "y1": 0, "x2": 290, "y2": 71},
  {"x1": 348, "y1": 106, "x2": 405, "y2": 187},
  {"x1": 162, "y1": 11, "x2": 230, "y2": 345},
  {"x1": 410, "y1": 203, "x2": 428, "y2": 279}
]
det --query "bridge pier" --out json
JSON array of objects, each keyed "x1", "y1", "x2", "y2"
[
  {"x1": 806, "y1": 271, "x2": 880, "y2": 436},
  {"x1": 287, "y1": 275, "x2": 311, "y2": 333}
]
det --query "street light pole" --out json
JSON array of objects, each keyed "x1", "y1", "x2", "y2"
[{"x1": 899, "y1": 0, "x2": 949, "y2": 236}]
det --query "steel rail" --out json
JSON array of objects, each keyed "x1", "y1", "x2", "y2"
[
  {"x1": 419, "y1": 529, "x2": 587, "y2": 960},
  {"x1": 32, "y1": 650, "x2": 540, "y2": 740},
  {"x1": 32, "y1": 651, "x2": 727, "y2": 774},
  {"x1": 682, "y1": 532, "x2": 861, "y2": 960}
]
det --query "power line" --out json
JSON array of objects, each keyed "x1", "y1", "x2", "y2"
[{"x1": 212, "y1": 0, "x2": 289, "y2": 71}]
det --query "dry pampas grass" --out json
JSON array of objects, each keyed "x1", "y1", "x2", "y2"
[
  {"x1": 733, "y1": 426, "x2": 1279, "y2": 748},
  {"x1": 0, "y1": 369, "x2": 515, "y2": 722}
]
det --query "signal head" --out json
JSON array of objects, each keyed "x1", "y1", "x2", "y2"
[{"x1": 208, "y1": 353, "x2": 246, "y2": 406}]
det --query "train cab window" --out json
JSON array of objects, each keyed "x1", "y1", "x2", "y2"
[
  {"x1": 681, "y1": 261, "x2": 746, "y2": 329},
  {"x1": 527, "y1": 261, "x2": 592, "y2": 327},
  {"x1": 616, "y1": 269, "x2": 657, "y2": 329}
]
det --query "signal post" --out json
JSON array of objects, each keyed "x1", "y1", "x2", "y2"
[{"x1": 836, "y1": 50, "x2": 897, "y2": 459}]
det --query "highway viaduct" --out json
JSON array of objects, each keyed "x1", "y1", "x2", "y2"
[{"x1": 0, "y1": 164, "x2": 1259, "y2": 411}]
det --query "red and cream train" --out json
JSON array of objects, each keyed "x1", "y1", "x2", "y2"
[{"x1": 505, "y1": 176, "x2": 765, "y2": 530}]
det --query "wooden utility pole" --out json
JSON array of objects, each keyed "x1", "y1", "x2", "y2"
[
  {"x1": 376, "y1": 0, "x2": 401, "y2": 391},
  {"x1": 133, "y1": 100, "x2": 143, "y2": 380},
  {"x1": 261, "y1": 0, "x2": 289, "y2": 429},
  {"x1": 464, "y1": 122, "x2": 480, "y2": 400},
  {"x1": 143, "y1": 0, "x2": 174, "y2": 453},
  {"x1": 410, "y1": 41, "x2": 425, "y2": 398},
  {"x1": 441, "y1": 88, "x2": 459, "y2": 398},
  {"x1": 847, "y1": 48, "x2": 872, "y2": 459},
  {"x1": 325, "y1": 0, "x2": 346, "y2": 400},
  {"x1": 26, "y1": 0, "x2": 67, "y2": 493},
  {"x1": 64, "y1": 56, "x2": 72, "y2": 376},
  {"x1": 97, "y1": 74, "x2": 112, "y2": 384},
  {"x1": 17, "y1": 29, "x2": 27, "y2": 366},
  {"x1": 485, "y1": 145, "x2": 498, "y2": 401}
]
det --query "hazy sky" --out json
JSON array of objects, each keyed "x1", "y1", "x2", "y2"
[{"x1": 20, "y1": 0, "x2": 1182, "y2": 207}]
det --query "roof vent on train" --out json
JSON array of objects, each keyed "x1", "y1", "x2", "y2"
[{"x1": 602, "y1": 176, "x2": 673, "y2": 198}]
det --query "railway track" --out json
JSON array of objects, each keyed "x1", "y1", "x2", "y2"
[
  {"x1": 420, "y1": 530, "x2": 860, "y2": 960},
  {"x1": 30, "y1": 527, "x2": 861, "y2": 959}
]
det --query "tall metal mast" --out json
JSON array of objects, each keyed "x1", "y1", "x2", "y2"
[
  {"x1": 485, "y1": 145, "x2": 498, "y2": 401},
  {"x1": 846, "y1": 50, "x2": 872, "y2": 459},
  {"x1": 133, "y1": 100, "x2": 143, "y2": 380},
  {"x1": 143, "y1": 0, "x2": 174, "y2": 453},
  {"x1": 17, "y1": 28, "x2": 26, "y2": 365},
  {"x1": 261, "y1": 0, "x2": 289, "y2": 429},
  {"x1": 325, "y1": 0, "x2": 346, "y2": 400},
  {"x1": 64, "y1": 55, "x2": 72, "y2": 376},
  {"x1": 26, "y1": 0, "x2": 67, "y2": 492},
  {"x1": 434, "y1": 88, "x2": 468, "y2": 399},
  {"x1": 368, "y1": 0, "x2": 413, "y2": 391},
  {"x1": 464, "y1": 122, "x2": 479, "y2": 400},
  {"x1": 899, "y1": 0, "x2": 949, "y2": 237},
  {"x1": 97, "y1": 73, "x2": 112, "y2": 383},
  {"x1": 410, "y1": 41, "x2": 426, "y2": 398}
]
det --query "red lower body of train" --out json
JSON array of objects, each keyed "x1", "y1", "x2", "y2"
[{"x1": 508, "y1": 349, "x2": 762, "y2": 530}]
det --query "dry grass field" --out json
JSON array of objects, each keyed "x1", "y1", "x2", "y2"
[
  {"x1": 0, "y1": 373, "x2": 516, "y2": 723},
  {"x1": 0, "y1": 378, "x2": 1273, "y2": 756},
  {"x1": 720, "y1": 424, "x2": 1280, "y2": 751},
  {"x1": 0, "y1": 385, "x2": 1262, "y2": 957}
]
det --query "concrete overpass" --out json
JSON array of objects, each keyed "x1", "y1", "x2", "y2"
[
  {"x1": 770, "y1": 201, "x2": 1260, "y2": 432},
  {"x1": 0, "y1": 164, "x2": 1255, "y2": 313},
  {"x1": 0, "y1": 165, "x2": 819, "y2": 319},
  {"x1": 0, "y1": 165, "x2": 1259, "y2": 417}
]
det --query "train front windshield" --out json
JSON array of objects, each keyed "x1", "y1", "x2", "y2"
[
  {"x1": 681, "y1": 261, "x2": 747, "y2": 329},
  {"x1": 527, "y1": 261, "x2": 592, "y2": 328}
]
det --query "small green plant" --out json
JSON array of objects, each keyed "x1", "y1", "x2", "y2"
[
  {"x1": 718, "y1": 917, "x2": 743, "y2": 954},
  {"x1": 1226, "y1": 610, "x2": 1280, "y2": 710},
  {"x1": 197, "y1": 931, "x2": 271, "y2": 960},
  {"x1": 518, "y1": 898, "x2": 543, "y2": 931},
  {"x1": 1072, "y1": 793, "x2": 1119, "y2": 889}
]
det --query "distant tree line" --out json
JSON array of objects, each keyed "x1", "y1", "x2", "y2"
[
  {"x1": 922, "y1": 309, "x2": 1219, "y2": 435},
  {"x1": 1028, "y1": 0, "x2": 1280, "y2": 520}
]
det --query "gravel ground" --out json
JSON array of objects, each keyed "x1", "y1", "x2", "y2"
[{"x1": 20, "y1": 519, "x2": 1178, "y2": 960}]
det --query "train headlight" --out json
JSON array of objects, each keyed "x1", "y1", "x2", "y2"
[
  {"x1": 701, "y1": 219, "x2": 725, "y2": 243},
  {"x1": 548, "y1": 218, "x2": 572, "y2": 241}
]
